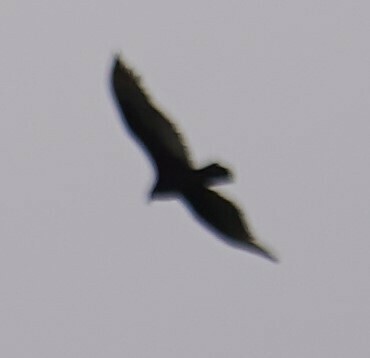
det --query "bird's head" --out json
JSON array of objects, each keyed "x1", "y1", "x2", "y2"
[
  {"x1": 148, "y1": 179, "x2": 175, "y2": 202},
  {"x1": 149, "y1": 183, "x2": 161, "y2": 201}
]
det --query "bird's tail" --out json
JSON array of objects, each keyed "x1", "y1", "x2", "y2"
[{"x1": 195, "y1": 163, "x2": 232, "y2": 186}]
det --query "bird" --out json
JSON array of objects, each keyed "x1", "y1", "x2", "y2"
[{"x1": 110, "y1": 55, "x2": 277, "y2": 262}]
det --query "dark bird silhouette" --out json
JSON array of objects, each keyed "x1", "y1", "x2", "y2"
[{"x1": 111, "y1": 55, "x2": 277, "y2": 262}]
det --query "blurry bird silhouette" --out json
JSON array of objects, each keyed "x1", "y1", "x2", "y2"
[{"x1": 111, "y1": 55, "x2": 277, "y2": 262}]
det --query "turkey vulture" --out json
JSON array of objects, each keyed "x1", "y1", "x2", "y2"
[{"x1": 111, "y1": 55, "x2": 277, "y2": 262}]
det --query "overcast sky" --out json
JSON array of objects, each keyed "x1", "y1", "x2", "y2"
[{"x1": 1, "y1": 1, "x2": 369, "y2": 357}]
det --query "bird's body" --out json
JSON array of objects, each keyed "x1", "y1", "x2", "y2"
[{"x1": 111, "y1": 56, "x2": 277, "y2": 262}]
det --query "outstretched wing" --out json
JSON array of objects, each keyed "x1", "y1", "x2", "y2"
[
  {"x1": 182, "y1": 186, "x2": 277, "y2": 262},
  {"x1": 111, "y1": 56, "x2": 192, "y2": 174}
]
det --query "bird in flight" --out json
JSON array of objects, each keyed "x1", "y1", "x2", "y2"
[{"x1": 110, "y1": 55, "x2": 277, "y2": 262}]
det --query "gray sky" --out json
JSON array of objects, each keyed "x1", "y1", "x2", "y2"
[{"x1": 1, "y1": 1, "x2": 369, "y2": 357}]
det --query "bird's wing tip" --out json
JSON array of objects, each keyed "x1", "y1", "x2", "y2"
[
  {"x1": 113, "y1": 52, "x2": 122, "y2": 65},
  {"x1": 249, "y1": 241, "x2": 279, "y2": 263}
]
